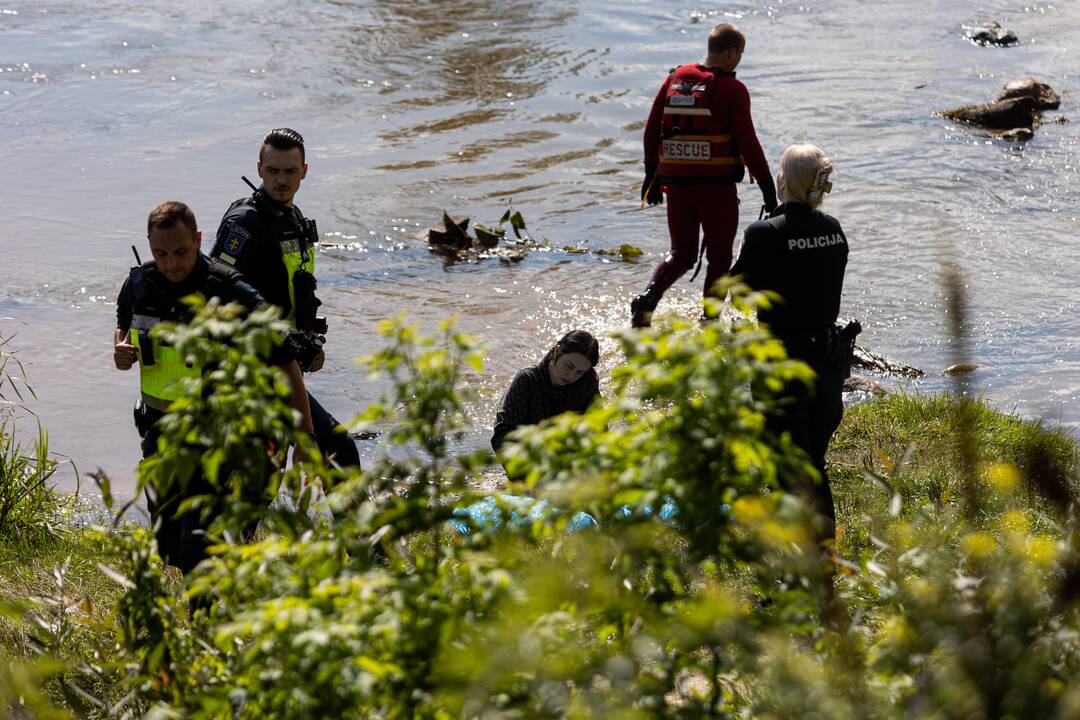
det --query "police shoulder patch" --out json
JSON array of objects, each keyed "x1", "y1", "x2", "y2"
[{"x1": 222, "y1": 230, "x2": 247, "y2": 257}]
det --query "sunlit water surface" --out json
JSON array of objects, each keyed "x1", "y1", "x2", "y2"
[{"x1": 2, "y1": 0, "x2": 1078, "y2": 495}]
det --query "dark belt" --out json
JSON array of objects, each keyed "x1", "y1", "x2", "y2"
[
  {"x1": 778, "y1": 326, "x2": 834, "y2": 347},
  {"x1": 777, "y1": 328, "x2": 837, "y2": 361}
]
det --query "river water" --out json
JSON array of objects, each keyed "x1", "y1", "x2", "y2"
[{"x1": 2, "y1": 0, "x2": 1078, "y2": 495}]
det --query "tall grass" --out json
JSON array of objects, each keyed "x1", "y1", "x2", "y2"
[
  {"x1": 830, "y1": 392, "x2": 1079, "y2": 555},
  {"x1": 0, "y1": 417, "x2": 62, "y2": 549},
  {"x1": 0, "y1": 329, "x2": 65, "y2": 549},
  {"x1": 0, "y1": 329, "x2": 125, "y2": 717}
]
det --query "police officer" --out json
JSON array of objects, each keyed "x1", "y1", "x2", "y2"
[
  {"x1": 211, "y1": 128, "x2": 361, "y2": 468},
  {"x1": 730, "y1": 143, "x2": 849, "y2": 588},
  {"x1": 631, "y1": 23, "x2": 777, "y2": 327},
  {"x1": 114, "y1": 201, "x2": 314, "y2": 573}
]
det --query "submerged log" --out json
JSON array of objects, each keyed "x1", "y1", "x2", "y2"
[{"x1": 852, "y1": 345, "x2": 924, "y2": 378}]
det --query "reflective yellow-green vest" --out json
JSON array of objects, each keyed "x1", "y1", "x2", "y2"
[
  {"x1": 279, "y1": 237, "x2": 315, "y2": 328},
  {"x1": 129, "y1": 316, "x2": 200, "y2": 412}
]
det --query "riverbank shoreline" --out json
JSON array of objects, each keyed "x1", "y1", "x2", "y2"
[{"x1": 3, "y1": 388, "x2": 1074, "y2": 691}]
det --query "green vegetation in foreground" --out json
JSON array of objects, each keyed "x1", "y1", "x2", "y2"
[{"x1": 3, "y1": 292, "x2": 1080, "y2": 719}]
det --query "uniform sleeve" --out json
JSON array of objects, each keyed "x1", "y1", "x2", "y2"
[
  {"x1": 222, "y1": 273, "x2": 296, "y2": 366},
  {"x1": 832, "y1": 216, "x2": 850, "y2": 279},
  {"x1": 225, "y1": 275, "x2": 267, "y2": 313},
  {"x1": 730, "y1": 222, "x2": 771, "y2": 290},
  {"x1": 211, "y1": 206, "x2": 261, "y2": 272},
  {"x1": 491, "y1": 370, "x2": 538, "y2": 452},
  {"x1": 727, "y1": 80, "x2": 771, "y2": 184},
  {"x1": 643, "y1": 75, "x2": 672, "y2": 165},
  {"x1": 115, "y1": 276, "x2": 134, "y2": 333}
]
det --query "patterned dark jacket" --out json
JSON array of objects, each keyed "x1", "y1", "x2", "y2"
[{"x1": 491, "y1": 362, "x2": 600, "y2": 452}]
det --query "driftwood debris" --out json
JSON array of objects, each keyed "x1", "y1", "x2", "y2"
[
  {"x1": 426, "y1": 209, "x2": 535, "y2": 263},
  {"x1": 428, "y1": 213, "x2": 472, "y2": 248},
  {"x1": 852, "y1": 345, "x2": 924, "y2": 378}
]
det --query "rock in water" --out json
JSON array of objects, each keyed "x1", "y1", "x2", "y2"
[
  {"x1": 997, "y1": 77, "x2": 1060, "y2": 110},
  {"x1": 943, "y1": 362, "x2": 980, "y2": 376},
  {"x1": 843, "y1": 376, "x2": 887, "y2": 397},
  {"x1": 967, "y1": 21, "x2": 1018, "y2": 47},
  {"x1": 941, "y1": 78, "x2": 1062, "y2": 134},
  {"x1": 942, "y1": 96, "x2": 1038, "y2": 130}
]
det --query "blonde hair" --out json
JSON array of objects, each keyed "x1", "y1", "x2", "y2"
[{"x1": 776, "y1": 144, "x2": 834, "y2": 207}]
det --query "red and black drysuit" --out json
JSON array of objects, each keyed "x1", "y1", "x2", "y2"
[{"x1": 643, "y1": 64, "x2": 775, "y2": 298}]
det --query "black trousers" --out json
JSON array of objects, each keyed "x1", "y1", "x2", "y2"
[
  {"x1": 138, "y1": 406, "x2": 269, "y2": 575},
  {"x1": 139, "y1": 414, "x2": 211, "y2": 575},
  {"x1": 308, "y1": 391, "x2": 360, "y2": 468},
  {"x1": 765, "y1": 351, "x2": 845, "y2": 538}
]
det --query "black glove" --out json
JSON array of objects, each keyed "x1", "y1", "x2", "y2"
[
  {"x1": 642, "y1": 163, "x2": 663, "y2": 206},
  {"x1": 285, "y1": 332, "x2": 326, "y2": 372},
  {"x1": 758, "y1": 175, "x2": 778, "y2": 213}
]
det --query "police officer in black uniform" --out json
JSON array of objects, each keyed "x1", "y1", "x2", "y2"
[
  {"x1": 730, "y1": 143, "x2": 852, "y2": 562},
  {"x1": 211, "y1": 127, "x2": 361, "y2": 468},
  {"x1": 114, "y1": 201, "x2": 314, "y2": 573}
]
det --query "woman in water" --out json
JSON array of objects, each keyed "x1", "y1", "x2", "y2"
[{"x1": 491, "y1": 329, "x2": 601, "y2": 455}]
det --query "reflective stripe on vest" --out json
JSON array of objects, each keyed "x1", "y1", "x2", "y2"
[
  {"x1": 279, "y1": 238, "x2": 315, "y2": 328},
  {"x1": 129, "y1": 318, "x2": 200, "y2": 412}
]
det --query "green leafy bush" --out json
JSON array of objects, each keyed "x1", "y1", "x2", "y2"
[{"x1": 7, "y1": 287, "x2": 1080, "y2": 719}]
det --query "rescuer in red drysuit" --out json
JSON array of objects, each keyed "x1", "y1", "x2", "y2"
[{"x1": 631, "y1": 22, "x2": 777, "y2": 327}]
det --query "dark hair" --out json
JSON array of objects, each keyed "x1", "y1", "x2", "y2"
[
  {"x1": 544, "y1": 330, "x2": 600, "y2": 369},
  {"x1": 146, "y1": 201, "x2": 197, "y2": 237},
  {"x1": 707, "y1": 23, "x2": 745, "y2": 54},
  {"x1": 260, "y1": 127, "x2": 306, "y2": 163}
]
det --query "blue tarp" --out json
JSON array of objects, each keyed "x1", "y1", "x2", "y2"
[
  {"x1": 449, "y1": 493, "x2": 598, "y2": 535},
  {"x1": 448, "y1": 494, "x2": 683, "y2": 535}
]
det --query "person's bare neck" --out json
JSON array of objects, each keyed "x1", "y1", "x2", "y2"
[{"x1": 703, "y1": 52, "x2": 738, "y2": 72}]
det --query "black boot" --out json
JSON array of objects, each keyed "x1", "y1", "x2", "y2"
[{"x1": 630, "y1": 284, "x2": 662, "y2": 328}]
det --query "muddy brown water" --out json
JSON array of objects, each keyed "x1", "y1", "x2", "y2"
[{"x1": 3, "y1": 0, "x2": 1079, "y2": 496}]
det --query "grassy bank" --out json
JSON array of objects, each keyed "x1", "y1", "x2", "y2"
[
  {"x1": 0, "y1": 531, "x2": 124, "y2": 656},
  {"x1": 2, "y1": 382, "x2": 1078, "y2": 717},
  {"x1": 830, "y1": 392, "x2": 1077, "y2": 554}
]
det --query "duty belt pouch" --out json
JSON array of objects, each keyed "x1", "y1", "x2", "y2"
[
  {"x1": 133, "y1": 399, "x2": 153, "y2": 438},
  {"x1": 304, "y1": 218, "x2": 319, "y2": 246},
  {"x1": 134, "y1": 329, "x2": 156, "y2": 366},
  {"x1": 292, "y1": 269, "x2": 321, "y2": 332}
]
